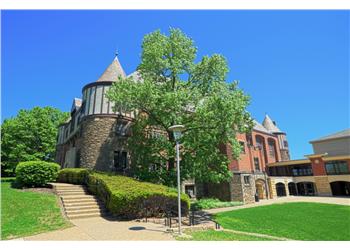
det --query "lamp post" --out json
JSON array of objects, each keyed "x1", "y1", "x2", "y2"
[{"x1": 168, "y1": 124, "x2": 185, "y2": 235}]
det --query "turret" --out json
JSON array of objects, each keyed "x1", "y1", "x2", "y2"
[
  {"x1": 81, "y1": 55, "x2": 128, "y2": 116},
  {"x1": 262, "y1": 114, "x2": 290, "y2": 161}
]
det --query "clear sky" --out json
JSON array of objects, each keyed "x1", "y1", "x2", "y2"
[{"x1": 2, "y1": 10, "x2": 349, "y2": 159}]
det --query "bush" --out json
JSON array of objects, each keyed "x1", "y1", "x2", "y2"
[
  {"x1": 86, "y1": 172, "x2": 190, "y2": 219},
  {"x1": 57, "y1": 168, "x2": 90, "y2": 184},
  {"x1": 15, "y1": 161, "x2": 60, "y2": 187},
  {"x1": 191, "y1": 198, "x2": 242, "y2": 211}
]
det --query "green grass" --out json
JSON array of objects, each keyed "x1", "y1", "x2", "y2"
[
  {"x1": 178, "y1": 229, "x2": 272, "y2": 241},
  {"x1": 1, "y1": 178, "x2": 70, "y2": 240},
  {"x1": 214, "y1": 202, "x2": 350, "y2": 241},
  {"x1": 191, "y1": 198, "x2": 242, "y2": 210}
]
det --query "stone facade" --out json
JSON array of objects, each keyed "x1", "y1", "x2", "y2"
[
  {"x1": 79, "y1": 115, "x2": 131, "y2": 172},
  {"x1": 314, "y1": 176, "x2": 332, "y2": 196}
]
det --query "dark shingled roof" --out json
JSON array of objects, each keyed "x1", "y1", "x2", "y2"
[
  {"x1": 310, "y1": 129, "x2": 350, "y2": 143},
  {"x1": 97, "y1": 55, "x2": 126, "y2": 82}
]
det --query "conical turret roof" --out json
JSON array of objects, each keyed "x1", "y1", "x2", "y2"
[
  {"x1": 96, "y1": 55, "x2": 126, "y2": 82},
  {"x1": 262, "y1": 114, "x2": 282, "y2": 133}
]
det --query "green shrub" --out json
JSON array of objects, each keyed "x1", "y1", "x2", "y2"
[
  {"x1": 57, "y1": 168, "x2": 90, "y2": 184},
  {"x1": 191, "y1": 198, "x2": 242, "y2": 210},
  {"x1": 15, "y1": 161, "x2": 60, "y2": 187},
  {"x1": 86, "y1": 172, "x2": 190, "y2": 219}
]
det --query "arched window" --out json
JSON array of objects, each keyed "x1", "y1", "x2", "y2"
[
  {"x1": 255, "y1": 135, "x2": 267, "y2": 163},
  {"x1": 267, "y1": 138, "x2": 278, "y2": 161}
]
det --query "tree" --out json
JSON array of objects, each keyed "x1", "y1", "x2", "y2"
[
  {"x1": 106, "y1": 28, "x2": 253, "y2": 186},
  {"x1": 1, "y1": 106, "x2": 69, "y2": 176}
]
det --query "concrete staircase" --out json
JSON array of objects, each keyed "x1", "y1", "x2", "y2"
[{"x1": 52, "y1": 183, "x2": 108, "y2": 220}]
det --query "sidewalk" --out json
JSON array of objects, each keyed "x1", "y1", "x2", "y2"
[
  {"x1": 204, "y1": 196, "x2": 350, "y2": 214},
  {"x1": 19, "y1": 216, "x2": 174, "y2": 241}
]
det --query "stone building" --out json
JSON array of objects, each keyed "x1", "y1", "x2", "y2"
[
  {"x1": 56, "y1": 55, "x2": 292, "y2": 204},
  {"x1": 56, "y1": 55, "x2": 136, "y2": 173}
]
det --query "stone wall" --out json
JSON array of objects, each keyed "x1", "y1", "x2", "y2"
[
  {"x1": 79, "y1": 115, "x2": 129, "y2": 172},
  {"x1": 314, "y1": 176, "x2": 332, "y2": 196},
  {"x1": 230, "y1": 174, "x2": 244, "y2": 202}
]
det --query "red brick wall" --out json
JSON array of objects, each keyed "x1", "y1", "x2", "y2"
[
  {"x1": 311, "y1": 157, "x2": 327, "y2": 176},
  {"x1": 225, "y1": 130, "x2": 281, "y2": 173}
]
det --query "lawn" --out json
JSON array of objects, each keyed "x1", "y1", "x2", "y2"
[
  {"x1": 179, "y1": 229, "x2": 272, "y2": 241},
  {"x1": 1, "y1": 178, "x2": 70, "y2": 240},
  {"x1": 214, "y1": 202, "x2": 350, "y2": 241}
]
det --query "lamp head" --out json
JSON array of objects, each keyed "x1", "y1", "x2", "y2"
[{"x1": 168, "y1": 125, "x2": 185, "y2": 141}]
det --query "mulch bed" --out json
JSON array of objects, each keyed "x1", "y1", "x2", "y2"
[{"x1": 21, "y1": 187, "x2": 54, "y2": 194}]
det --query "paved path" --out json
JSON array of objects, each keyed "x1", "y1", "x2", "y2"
[
  {"x1": 204, "y1": 196, "x2": 350, "y2": 214},
  {"x1": 21, "y1": 216, "x2": 174, "y2": 241},
  {"x1": 16, "y1": 196, "x2": 349, "y2": 240}
]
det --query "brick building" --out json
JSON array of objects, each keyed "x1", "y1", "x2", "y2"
[
  {"x1": 57, "y1": 55, "x2": 348, "y2": 204},
  {"x1": 195, "y1": 116, "x2": 291, "y2": 203}
]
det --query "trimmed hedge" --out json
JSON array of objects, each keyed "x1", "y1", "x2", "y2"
[
  {"x1": 15, "y1": 161, "x2": 60, "y2": 187},
  {"x1": 57, "y1": 168, "x2": 90, "y2": 184},
  {"x1": 57, "y1": 168, "x2": 190, "y2": 218}
]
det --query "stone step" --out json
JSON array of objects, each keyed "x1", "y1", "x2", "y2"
[
  {"x1": 57, "y1": 191, "x2": 88, "y2": 196},
  {"x1": 57, "y1": 187, "x2": 86, "y2": 191},
  {"x1": 65, "y1": 204, "x2": 102, "y2": 211},
  {"x1": 55, "y1": 184, "x2": 85, "y2": 188},
  {"x1": 56, "y1": 188, "x2": 87, "y2": 192},
  {"x1": 53, "y1": 183, "x2": 108, "y2": 220},
  {"x1": 63, "y1": 200, "x2": 101, "y2": 207},
  {"x1": 67, "y1": 211, "x2": 107, "y2": 220},
  {"x1": 61, "y1": 195, "x2": 97, "y2": 201},
  {"x1": 66, "y1": 207, "x2": 106, "y2": 215}
]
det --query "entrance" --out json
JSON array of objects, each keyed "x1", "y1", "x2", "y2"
[
  {"x1": 255, "y1": 179, "x2": 266, "y2": 199},
  {"x1": 297, "y1": 182, "x2": 316, "y2": 196},
  {"x1": 330, "y1": 181, "x2": 350, "y2": 196},
  {"x1": 276, "y1": 182, "x2": 286, "y2": 197},
  {"x1": 288, "y1": 182, "x2": 297, "y2": 196}
]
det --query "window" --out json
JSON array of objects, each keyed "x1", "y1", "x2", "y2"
[
  {"x1": 150, "y1": 130, "x2": 163, "y2": 139},
  {"x1": 283, "y1": 140, "x2": 288, "y2": 148},
  {"x1": 292, "y1": 165, "x2": 313, "y2": 176},
  {"x1": 255, "y1": 136, "x2": 263, "y2": 149},
  {"x1": 239, "y1": 141, "x2": 245, "y2": 154},
  {"x1": 268, "y1": 139, "x2": 276, "y2": 158},
  {"x1": 254, "y1": 157, "x2": 260, "y2": 171},
  {"x1": 247, "y1": 134, "x2": 253, "y2": 147},
  {"x1": 115, "y1": 121, "x2": 128, "y2": 136},
  {"x1": 243, "y1": 176, "x2": 251, "y2": 185},
  {"x1": 70, "y1": 114, "x2": 75, "y2": 132},
  {"x1": 114, "y1": 151, "x2": 128, "y2": 170},
  {"x1": 325, "y1": 161, "x2": 349, "y2": 175},
  {"x1": 185, "y1": 185, "x2": 195, "y2": 198}
]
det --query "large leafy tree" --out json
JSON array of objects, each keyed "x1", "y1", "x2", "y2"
[
  {"x1": 107, "y1": 28, "x2": 253, "y2": 186},
  {"x1": 1, "y1": 106, "x2": 69, "y2": 176}
]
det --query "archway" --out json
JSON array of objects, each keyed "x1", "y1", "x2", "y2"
[
  {"x1": 276, "y1": 182, "x2": 286, "y2": 197},
  {"x1": 255, "y1": 179, "x2": 266, "y2": 199},
  {"x1": 330, "y1": 181, "x2": 350, "y2": 196},
  {"x1": 288, "y1": 182, "x2": 297, "y2": 196},
  {"x1": 297, "y1": 182, "x2": 316, "y2": 196}
]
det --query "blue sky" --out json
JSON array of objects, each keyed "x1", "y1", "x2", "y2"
[{"x1": 2, "y1": 10, "x2": 349, "y2": 159}]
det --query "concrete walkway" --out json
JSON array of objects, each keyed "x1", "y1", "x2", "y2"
[
  {"x1": 16, "y1": 196, "x2": 349, "y2": 240},
  {"x1": 204, "y1": 196, "x2": 350, "y2": 214},
  {"x1": 21, "y1": 216, "x2": 174, "y2": 241}
]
